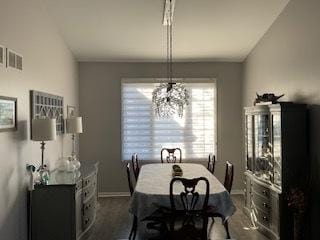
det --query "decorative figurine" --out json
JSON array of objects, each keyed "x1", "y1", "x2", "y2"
[{"x1": 254, "y1": 93, "x2": 284, "y2": 105}]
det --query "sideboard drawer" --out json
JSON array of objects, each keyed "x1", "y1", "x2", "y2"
[
  {"x1": 83, "y1": 172, "x2": 97, "y2": 188},
  {"x1": 252, "y1": 192, "x2": 271, "y2": 214},
  {"x1": 82, "y1": 196, "x2": 96, "y2": 231},
  {"x1": 252, "y1": 181, "x2": 270, "y2": 199},
  {"x1": 83, "y1": 194, "x2": 97, "y2": 216},
  {"x1": 82, "y1": 179, "x2": 96, "y2": 202}
]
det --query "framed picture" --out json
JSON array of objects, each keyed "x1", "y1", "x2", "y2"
[
  {"x1": 0, "y1": 96, "x2": 17, "y2": 132},
  {"x1": 0, "y1": 45, "x2": 4, "y2": 66},
  {"x1": 67, "y1": 105, "x2": 76, "y2": 118}
]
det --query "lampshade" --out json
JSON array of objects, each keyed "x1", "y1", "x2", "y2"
[
  {"x1": 32, "y1": 118, "x2": 57, "y2": 141},
  {"x1": 66, "y1": 117, "x2": 83, "y2": 134}
]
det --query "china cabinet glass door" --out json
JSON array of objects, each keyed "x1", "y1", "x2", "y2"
[
  {"x1": 272, "y1": 113, "x2": 282, "y2": 188},
  {"x1": 245, "y1": 115, "x2": 254, "y2": 171},
  {"x1": 254, "y1": 114, "x2": 273, "y2": 182}
]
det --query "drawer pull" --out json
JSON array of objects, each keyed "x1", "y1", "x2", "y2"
[
  {"x1": 262, "y1": 202, "x2": 269, "y2": 209},
  {"x1": 262, "y1": 216, "x2": 268, "y2": 222}
]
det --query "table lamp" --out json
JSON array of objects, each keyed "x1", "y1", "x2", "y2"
[
  {"x1": 66, "y1": 117, "x2": 83, "y2": 169},
  {"x1": 32, "y1": 118, "x2": 57, "y2": 184}
]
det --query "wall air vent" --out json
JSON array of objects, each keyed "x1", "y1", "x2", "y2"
[{"x1": 6, "y1": 48, "x2": 23, "y2": 70}]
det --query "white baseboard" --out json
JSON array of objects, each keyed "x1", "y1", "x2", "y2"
[
  {"x1": 231, "y1": 189, "x2": 244, "y2": 195},
  {"x1": 98, "y1": 192, "x2": 131, "y2": 198},
  {"x1": 99, "y1": 190, "x2": 243, "y2": 198}
]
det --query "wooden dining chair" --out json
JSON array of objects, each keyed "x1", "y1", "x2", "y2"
[
  {"x1": 126, "y1": 163, "x2": 137, "y2": 240},
  {"x1": 131, "y1": 153, "x2": 140, "y2": 181},
  {"x1": 224, "y1": 161, "x2": 234, "y2": 194},
  {"x1": 161, "y1": 148, "x2": 182, "y2": 163},
  {"x1": 144, "y1": 177, "x2": 210, "y2": 240},
  {"x1": 207, "y1": 161, "x2": 234, "y2": 239},
  {"x1": 169, "y1": 177, "x2": 210, "y2": 239},
  {"x1": 207, "y1": 154, "x2": 216, "y2": 174}
]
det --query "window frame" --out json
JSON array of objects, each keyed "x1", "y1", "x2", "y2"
[{"x1": 121, "y1": 78, "x2": 218, "y2": 162}]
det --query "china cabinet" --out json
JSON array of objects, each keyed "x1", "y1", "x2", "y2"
[{"x1": 243, "y1": 103, "x2": 307, "y2": 240}]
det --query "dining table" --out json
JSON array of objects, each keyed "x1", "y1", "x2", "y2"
[{"x1": 130, "y1": 163, "x2": 236, "y2": 223}]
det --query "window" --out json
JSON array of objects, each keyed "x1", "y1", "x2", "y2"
[{"x1": 121, "y1": 78, "x2": 217, "y2": 161}]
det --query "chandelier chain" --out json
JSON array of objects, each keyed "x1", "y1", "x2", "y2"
[
  {"x1": 167, "y1": 18, "x2": 169, "y2": 81},
  {"x1": 170, "y1": 0, "x2": 173, "y2": 84}
]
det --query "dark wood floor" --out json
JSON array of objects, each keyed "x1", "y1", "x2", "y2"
[{"x1": 88, "y1": 195, "x2": 268, "y2": 240}]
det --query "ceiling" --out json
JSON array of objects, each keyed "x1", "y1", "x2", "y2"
[{"x1": 44, "y1": 0, "x2": 290, "y2": 62}]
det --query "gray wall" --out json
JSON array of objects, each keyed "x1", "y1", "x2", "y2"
[
  {"x1": 243, "y1": 0, "x2": 320, "y2": 238},
  {"x1": 0, "y1": 0, "x2": 79, "y2": 239},
  {"x1": 79, "y1": 62, "x2": 243, "y2": 193}
]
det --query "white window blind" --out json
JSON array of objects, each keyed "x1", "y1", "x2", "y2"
[{"x1": 121, "y1": 79, "x2": 217, "y2": 161}]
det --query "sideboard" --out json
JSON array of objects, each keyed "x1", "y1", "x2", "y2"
[{"x1": 29, "y1": 161, "x2": 99, "y2": 240}]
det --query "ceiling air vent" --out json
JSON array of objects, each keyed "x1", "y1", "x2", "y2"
[{"x1": 6, "y1": 48, "x2": 23, "y2": 70}]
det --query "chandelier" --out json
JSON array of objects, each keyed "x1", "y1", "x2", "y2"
[{"x1": 152, "y1": 0, "x2": 190, "y2": 118}]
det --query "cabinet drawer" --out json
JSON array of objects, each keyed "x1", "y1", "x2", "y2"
[
  {"x1": 82, "y1": 196, "x2": 96, "y2": 230},
  {"x1": 82, "y1": 179, "x2": 97, "y2": 202},
  {"x1": 255, "y1": 208, "x2": 270, "y2": 228},
  {"x1": 83, "y1": 172, "x2": 97, "y2": 188},
  {"x1": 252, "y1": 181, "x2": 270, "y2": 199},
  {"x1": 252, "y1": 193, "x2": 271, "y2": 214},
  {"x1": 83, "y1": 194, "x2": 97, "y2": 216}
]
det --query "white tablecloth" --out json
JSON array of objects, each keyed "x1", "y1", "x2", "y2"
[{"x1": 130, "y1": 163, "x2": 236, "y2": 221}]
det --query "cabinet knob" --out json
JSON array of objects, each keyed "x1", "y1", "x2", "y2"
[
  {"x1": 262, "y1": 216, "x2": 268, "y2": 222},
  {"x1": 85, "y1": 218, "x2": 90, "y2": 224},
  {"x1": 263, "y1": 202, "x2": 268, "y2": 208},
  {"x1": 262, "y1": 190, "x2": 268, "y2": 196}
]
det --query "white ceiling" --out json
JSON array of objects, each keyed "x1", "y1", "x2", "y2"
[{"x1": 44, "y1": 0, "x2": 290, "y2": 62}]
